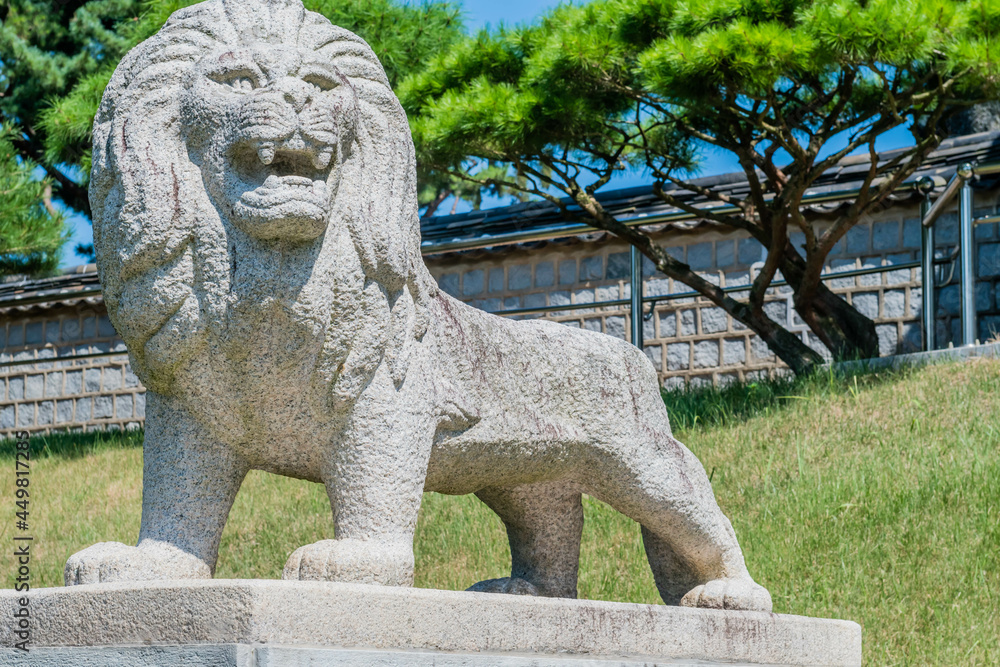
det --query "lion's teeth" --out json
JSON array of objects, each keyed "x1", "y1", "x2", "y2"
[
  {"x1": 258, "y1": 144, "x2": 275, "y2": 165},
  {"x1": 313, "y1": 148, "x2": 333, "y2": 170}
]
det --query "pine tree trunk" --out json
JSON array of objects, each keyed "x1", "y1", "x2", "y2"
[
  {"x1": 743, "y1": 308, "x2": 826, "y2": 376},
  {"x1": 780, "y1": 251, "x2": 880, "y2": 362},
  {"x1": 801, "y1": 284, "x2": 879, "y2": 361}
]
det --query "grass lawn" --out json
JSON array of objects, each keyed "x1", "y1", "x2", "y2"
[{"x1": 2, "y1": 358, "x2": 999, "y2": 664}]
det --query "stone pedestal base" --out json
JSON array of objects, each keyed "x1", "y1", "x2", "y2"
[{"x1": 0, "y1": 580, "x2": 860, "y2": 666}]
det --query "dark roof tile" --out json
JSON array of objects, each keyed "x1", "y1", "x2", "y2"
[{"x1": 420, "y1": 131, "x2": 1000, "y2": 249}]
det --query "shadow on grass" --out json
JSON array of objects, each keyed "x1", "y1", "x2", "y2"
[
  {"x1": 663, "y1": 363, "x2": 917, "y2": 432},
  {"x1": 0, "y1": 428, "x2": 143, "y2": 461}
]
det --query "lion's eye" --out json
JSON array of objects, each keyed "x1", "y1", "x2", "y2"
[{"x1": 303, "y1": 74, "x2": 338, "y2": 92}]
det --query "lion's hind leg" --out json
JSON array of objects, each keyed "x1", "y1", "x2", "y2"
[
  {"x1": 468, "y1": 481, "x2": 583, "y2": 598},
  {"x1": 641, "y1": 521, "x2": 771, "y2": 611},
  {"x1": 590, "y1": 433, "x2": 772, "y2": 612}
]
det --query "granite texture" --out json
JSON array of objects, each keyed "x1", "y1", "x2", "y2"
[
  {"x1": 73, "y1": 0, "x2": 770, "y2": 612},
  {"x1": 0, "y1": 581, "x2": 862, "y2": 666}
]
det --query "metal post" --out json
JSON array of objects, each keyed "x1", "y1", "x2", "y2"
[
  {"x1": 630, "y1": 245, "x2": 643, "y2": 349},
  {"x1": 918, "y1": 178, "x2": 935, "y2": 351},
  {"x1": 958, "y1": 163, "x2": 976, "y2": 346}
]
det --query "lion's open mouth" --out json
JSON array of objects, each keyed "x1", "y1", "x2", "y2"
[{"x1": 231, "y1": 139, "x2": 334, "y2": 212}]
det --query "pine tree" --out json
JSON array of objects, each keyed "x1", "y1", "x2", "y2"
[
  {"x1": 0, "y1": 124, "x2": 67, "y2": 276},
  {"x1": 1, "y1": 0, "x2": 463, "y2": 274},
  {"x1": 401, "y1": 0, "x2": 1000, "y2": 373},
  {"x1": 0, "y1": 0, "x2": 144, "y2": 274},
  {"x1": 0, "y1": 0, "x2": 144, "y2": 217},
  {"x1": 36, "y1": 0, "x2": 465, "y2": 220}
]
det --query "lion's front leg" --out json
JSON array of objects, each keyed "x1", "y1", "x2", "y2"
[
  {"x1": 283, "y1": 367, "x2": 434, "y2": 586},
  {"x1": 65, "y1": 392, "x2": 248, "y2": 585}
]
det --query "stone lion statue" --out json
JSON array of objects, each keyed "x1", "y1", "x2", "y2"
[{"x1": 68, "y1": 0, "x2": 771, "y2": 612}]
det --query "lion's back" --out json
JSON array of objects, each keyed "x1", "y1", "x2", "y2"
[{"x1": 429, "y1": 294, "x2": 668, "y2": 435}]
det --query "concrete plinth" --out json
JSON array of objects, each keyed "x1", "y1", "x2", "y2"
[{"x1": 0, "y1": 580, "x2": 860, "y2": 666}]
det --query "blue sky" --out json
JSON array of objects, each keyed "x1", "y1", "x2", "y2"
[
  {"x1": 58, "y1": 0, "x2": 916, "y2": 267},
  {"x1": 463, "y1": 0, "x2": 560, "y2": 31}
]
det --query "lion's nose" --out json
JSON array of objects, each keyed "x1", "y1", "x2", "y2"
[{"x1": 277, "y1": 78, "x2": 312, "y2": 112}]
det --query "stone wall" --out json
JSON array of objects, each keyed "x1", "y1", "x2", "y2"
[
  {"x1": 3, "y1": 190, "x2": 1000, "y2": 436},
  {"x1": 427, "y1": 192, "x2": 1000, "y2": 388},
  {"x1": 0, "y1": 305, "x2": 143, "y2": 436}
]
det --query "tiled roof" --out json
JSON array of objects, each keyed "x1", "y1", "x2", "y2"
[
  {"x1": 2, "y1": 131, "x2": 999, "y2": 311},
  {"x1": 0, "y1": 265, "x2": 103, "y2": 314},
  {"x1": 419, "y1": 131, "x2": 1000, "y2": 251}
]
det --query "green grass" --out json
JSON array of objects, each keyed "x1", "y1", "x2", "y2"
[{"x1": 3, "y1": 359, "x2": 999, "y2": 664}]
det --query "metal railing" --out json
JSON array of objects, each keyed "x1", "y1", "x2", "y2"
[
  {"x1": 918, "y1": 160, "x2": 1000, "y2": 350},
  {"x1": 0, "y1": 350, "x2": 125, "y2": 370},
  {"x1": 487, "y1": 260, "x2": 924, "y2": 317},
  {"x1": 420, "y1": 170, "x2": 989, "y2": 351}
]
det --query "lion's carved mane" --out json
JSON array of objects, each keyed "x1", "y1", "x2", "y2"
[{"x1": 90, "y1": 0, "x2": 436, "y2": 408}]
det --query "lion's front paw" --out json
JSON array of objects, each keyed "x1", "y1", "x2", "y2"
[
  {"x1": 466, "y1": 577, "x2": 539, "y2": 596},
  {"x1": 64, "y1": 541, "x2": 211, "y2": 586},
  {"x1": 282, "y1": 538, "x2": 413, "y2": 586},
  {"x1": 680, "y1": 578, "x2": 772, "y2": 612}
]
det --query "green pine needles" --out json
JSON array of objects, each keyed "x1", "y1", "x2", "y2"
[
  {"x1": 402, "y1": 0, "x2": 1000, "y2": 373},
  {"x1": 0, "y1": 124, "x2": 68, "y2": 277},
  {"x1": 0, "y1": 0, "x2": 464, "y2": 276}
]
